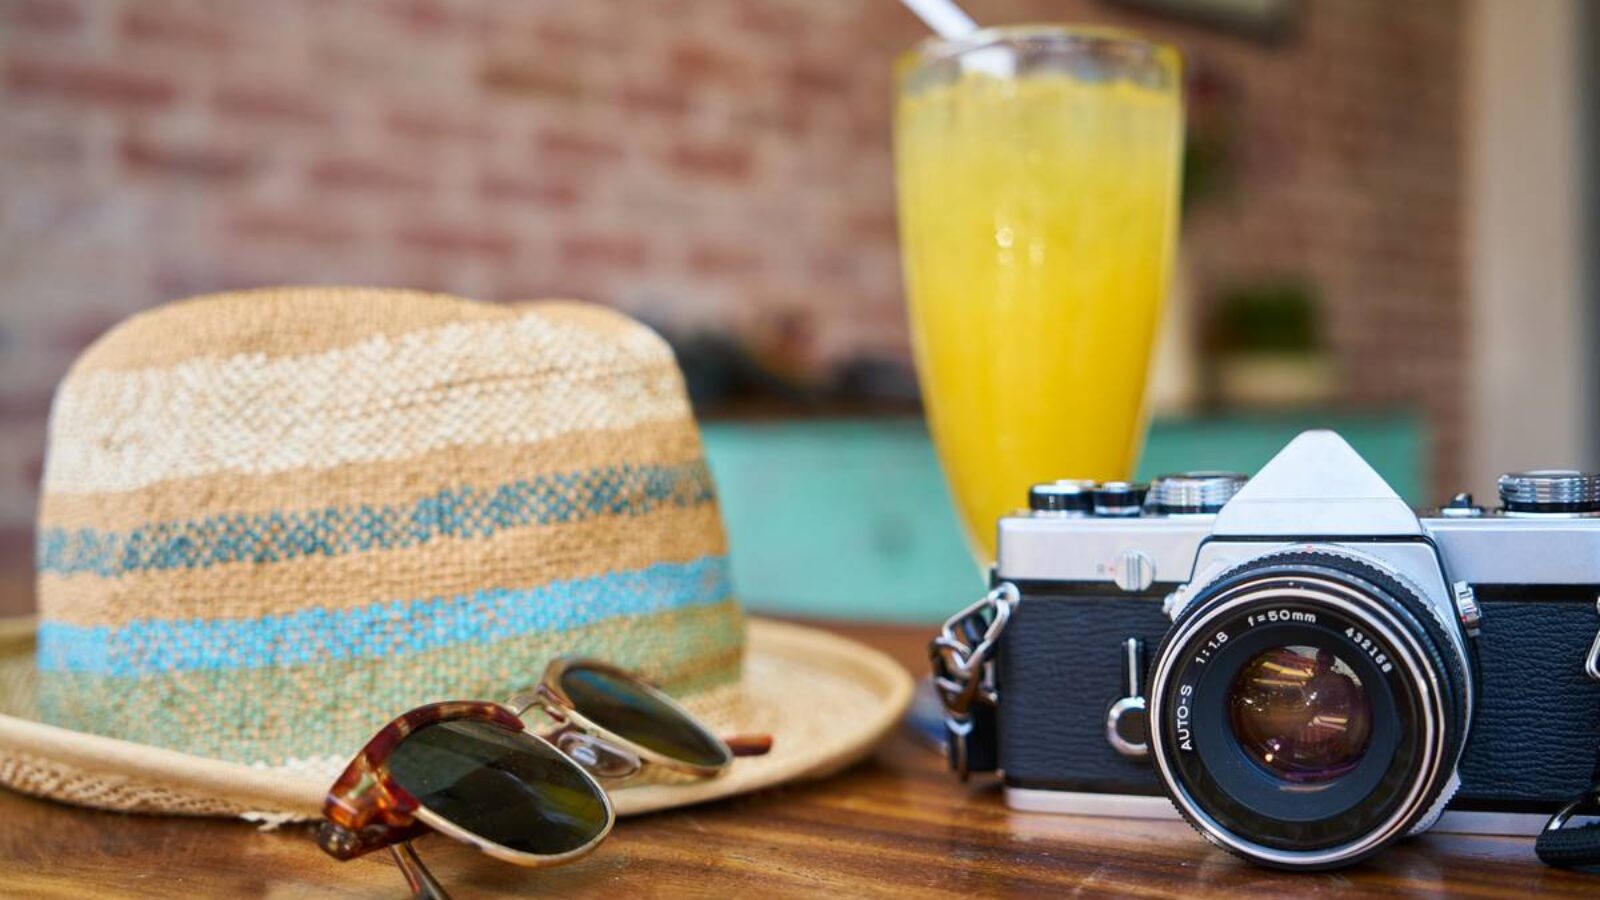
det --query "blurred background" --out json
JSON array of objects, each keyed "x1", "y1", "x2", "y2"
[{"x1": 0, "y1": 0, "x2": 1594, "y2": 620}]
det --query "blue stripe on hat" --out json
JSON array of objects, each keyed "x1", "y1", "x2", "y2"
[
  {"x1": 37, "y1": 554, "x2": 732, "y2": 676},
  {"x1": 37, "y1": 460, "x2": 717, "y2": 577}
]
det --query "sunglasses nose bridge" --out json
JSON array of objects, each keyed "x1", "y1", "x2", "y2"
[
  {"x1": 504, "y1": 687, "x2": 554, "y2": 721},
  {"x1": 550, "y1": 727, "x2": 643, "y2": 780}
]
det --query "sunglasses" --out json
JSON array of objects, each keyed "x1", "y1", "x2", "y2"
[{"x1": 316, "y1": 657, "x2": 771, "y2": 898}]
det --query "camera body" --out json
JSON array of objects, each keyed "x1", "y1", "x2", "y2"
[{"x1": 990, "y1": 431, "x2": 1600, "y2": 868}]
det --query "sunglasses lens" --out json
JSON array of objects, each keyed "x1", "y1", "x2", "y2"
[
  {"x1": 559, "y1": 663, "x2": 731, "y2": 769},
  {"x1": 387, "y1": 719, "x2": 610, "y2": 857}
]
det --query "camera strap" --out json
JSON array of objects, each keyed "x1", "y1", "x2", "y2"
[
  {"x1": 1536, "y1": 610, "x2": 1600, "y2": 869},
  {"x1": 928, "y1": 582, "x2": 1018, "y2": 779},
  {"x1": 1537, "y1": 764, "x2": 1600, "y2": 868}
]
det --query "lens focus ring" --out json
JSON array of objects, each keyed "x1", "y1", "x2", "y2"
[{"x1": 1146, "y1": 549, "x2": 1469, "y2": 871}]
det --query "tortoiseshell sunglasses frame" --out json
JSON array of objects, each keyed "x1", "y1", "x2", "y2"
[
  {"x1": 315, "y1": 699, "x2": 615, "y2": 868},
  {"x1": 316, "y1": 657, "x2": 770, "y2": 872}
]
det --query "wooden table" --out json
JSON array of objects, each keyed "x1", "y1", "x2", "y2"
[{"x1": 0, "y1": 622, "x2": 1592, "y2": 898}]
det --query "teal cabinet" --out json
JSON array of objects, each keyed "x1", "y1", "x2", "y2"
[{"x1": 701, "y1": 413, "x2": 1424, "y2": 624}]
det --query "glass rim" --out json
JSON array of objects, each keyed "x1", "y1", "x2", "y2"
[{"x1": 898, "y1": 23, "x2": 1179, "y2": 70}]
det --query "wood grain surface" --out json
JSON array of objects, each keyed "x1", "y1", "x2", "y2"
[{"x1": 0, "y1": 621, "x2": 1593, "y2": 898}]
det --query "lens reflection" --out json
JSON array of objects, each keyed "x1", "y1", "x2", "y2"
[
  {"x1": 387, "y1": 719, "x2": 610, "y2": 856},
  {"x1": 559, "y1": 663, "x2": 730, "y2": 769},
  {"x1": 1227, "y1": 645, "x2": 1372, "y2": 784}
]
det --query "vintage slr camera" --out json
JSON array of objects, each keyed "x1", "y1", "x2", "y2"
[{"x1": 948, "y1": 430, "x2": 1600, "y2": 869}]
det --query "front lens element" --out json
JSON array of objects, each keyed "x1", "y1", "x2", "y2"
[
  {"x1": 387, "y1": 720, "x2": 610, "y2": 857},
  {"x1": 1146, "y1": 551, "x2": 1471, "y2": 869},
  {"x1": 559, "y1": 663, "x2": 731, "y2": 769},
  {"x1": 1228, "y1": 645, "x2": 1373, "y2": 784}
]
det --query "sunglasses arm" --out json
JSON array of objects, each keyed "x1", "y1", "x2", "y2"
[
  {"x1": 724, "y1": 734, "x2": 774, "y2": 757},
  {"x1": 391, "y1": 842, "x2": 453, "y2": 900}
]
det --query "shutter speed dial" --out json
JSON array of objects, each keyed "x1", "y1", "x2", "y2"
[{"x1": 1148, "y1": 472, "x2": 1248, "y2": 514}]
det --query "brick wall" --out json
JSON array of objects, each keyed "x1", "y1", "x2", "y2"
[{"x1": 0, "y1": 0, "x2": 1467, "y2": 605}]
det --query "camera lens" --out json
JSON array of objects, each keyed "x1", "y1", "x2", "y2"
[
  {"x1": 1146, "y1": 549, "x2": 1470, "y2": 870},
  {"x1": 1227, "y1": 645, "x2": 1373, "y2": 784}
]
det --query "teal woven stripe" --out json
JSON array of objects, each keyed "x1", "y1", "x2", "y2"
[
  {"x1": 37, "y1": 600, "x2": 744, "y2": 765},
  {"x1": 37, "y1": 460, "x2": 716, "y2": 577},
  {"x1": 39, "y1": 555, "x2": 731, "y2": 675}
]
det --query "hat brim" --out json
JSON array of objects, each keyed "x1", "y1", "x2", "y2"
[{"x1": 0, "y1": 616, "x2": 912, "y2": 820}]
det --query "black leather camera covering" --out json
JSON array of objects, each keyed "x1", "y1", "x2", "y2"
[
  {"x1": 1457, "y1": 594, "x2": 1600, "y2": 806},
  {"x1": 996, "y1": 585, "x2": 1600, "y2": 809},
  {"x1": 997, "y1": 588, "x2": 1172, "y2": 796}
]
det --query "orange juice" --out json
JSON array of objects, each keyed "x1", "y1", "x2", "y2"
[{"x1": 895, "y1": 31, "x2": 1184, "y2": 561}]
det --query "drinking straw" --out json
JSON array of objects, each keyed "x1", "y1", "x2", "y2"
[
  {"x1": 899, "y1": 0, "x2": 978, "y2": 39},
  {"x1": 898, "y1": 0, "x2": 1012, "y2": 76}
]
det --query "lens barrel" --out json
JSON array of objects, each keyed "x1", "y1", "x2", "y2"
[{"x1": 1146, "y1": 549, "x2": 1470, "y2": 870}]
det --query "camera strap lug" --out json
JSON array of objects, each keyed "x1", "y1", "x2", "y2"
[
  {"x1": 1584, "y1": 595, "x2": 1600, "y2": 684},
  {"x1": 1537, "y1": 594, "x2": 1600, "y2": 869},
  {"x1": 929, "y1": 582, "x2": 1019, "y2": 780}
]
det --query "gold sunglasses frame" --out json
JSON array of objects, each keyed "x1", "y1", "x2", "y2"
[{"x1": 510, "y1": 656, "x2": 737, "y2": 781}]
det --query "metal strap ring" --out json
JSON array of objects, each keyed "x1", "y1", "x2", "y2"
[{"x1": 1545, "y1": 786, "x2": 1600, "y2": 832}]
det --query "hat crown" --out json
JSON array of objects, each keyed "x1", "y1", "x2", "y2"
[{"x1": 35, "y1": 288, "x2": 740, "y2": 772}]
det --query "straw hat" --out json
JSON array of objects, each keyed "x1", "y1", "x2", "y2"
[{"x1": 0, "y1": 287, "x2": 911, "y2": 821}]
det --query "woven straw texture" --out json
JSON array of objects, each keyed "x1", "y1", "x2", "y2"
[
  {"x1": 0, "y1": 616, "x2": 913, "y2": 820},
  {"x1": 32, "y1": 287, "x2": 744, "y2": 787}
]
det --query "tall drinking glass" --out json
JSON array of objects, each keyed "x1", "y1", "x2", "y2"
[{"x1": 894, "y1": 26, "x2": 1184, "y2": 562}]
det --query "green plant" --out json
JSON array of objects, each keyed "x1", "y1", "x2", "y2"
[{"x1": 1211, "y1": 279, "x2": 1322, "y2": 355}]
